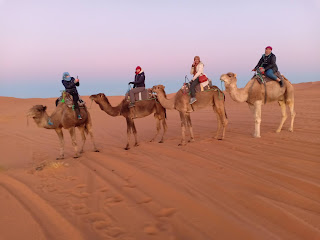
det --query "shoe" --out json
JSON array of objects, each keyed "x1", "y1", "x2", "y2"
[
  {"x1": 129, "y1": 103, "x2": 135, "y2": 108},
  {"x1": 279, "y1": 80, "x2": 283, "y2": 87},
  {"x1": 78, "y1": 115, "x2": 82, "y2": 120},
  {"x1": 48, "y1": 119, "x2": 53, "y2": 126},
  {"x1": 189, "y1": 97, "x2": 197, "y2": 104}
]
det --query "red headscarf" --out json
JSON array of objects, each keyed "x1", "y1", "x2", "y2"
[
  {"x1": 265, "y1": 46, "x2": 272, "y2": 50},
  {"x1": 135, "y1": 66, "x2": 142, "y2": 75}
]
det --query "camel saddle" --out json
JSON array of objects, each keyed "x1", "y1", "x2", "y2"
[
  {"x1": 181, "y1": 79, "x2": 215, "y2": 94},
  {"x1": 127, "y1": 88, "x2": 156, "y2": 102},
  {"x1": 254, "y1": 71, "x2": 284, "y2": 84},
  {"x1": 55, "y1": 91, "x2": 86, "y2": 108}
]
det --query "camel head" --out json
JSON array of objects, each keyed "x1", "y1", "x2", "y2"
[
  {"x1": 152, "y1": 85, "x2": 165, "y2": 94},
  {"x1": 220, "y1": 72, "x2": 237, "y2": 86},
  {"x1": 90, "y1": 93, "x2": 106, "y2": 103},
  {"x1": 27, "y1": 105, "x2": 48, "y2": 126}
]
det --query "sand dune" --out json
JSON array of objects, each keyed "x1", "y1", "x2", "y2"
[{"x1": 0, "y1": 82, "x2": 319, "y2": 240}]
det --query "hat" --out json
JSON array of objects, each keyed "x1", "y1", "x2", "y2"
[
  {"x1": 135, "y1": 66, "x2": 142, "y2": 74},
  {"x1": 62, "y1": 72, "x2": 71, "y2": 81},
  {"x1": 265, "y1": 46, "x2": 272, "y2": 50}
]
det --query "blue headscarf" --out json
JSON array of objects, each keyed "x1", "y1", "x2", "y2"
[{"x1": 62, "y1": 72, "x2": 71, "y2": 81}]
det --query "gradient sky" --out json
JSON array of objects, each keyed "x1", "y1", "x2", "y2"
[{"x1": 1, "y1": 0, "x2": 319, "y2": 98}]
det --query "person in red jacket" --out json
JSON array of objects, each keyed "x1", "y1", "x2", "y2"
[{"x1": 128, "y1": 66, "x2": 146, "y2": 108}]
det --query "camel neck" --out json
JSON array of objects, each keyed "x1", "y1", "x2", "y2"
[
  {"x1": 226, "y1": 80, "x2": 252, "y2": 103},
  {"x1": 98, "y1": 97, "x2": 121, "y2": 116},
  {"x1": 37, "y1": 111, "x2": 57, "y2": 129},
  {"x1": 156, "y1": 90, "x2": 175, "y2": 109}
]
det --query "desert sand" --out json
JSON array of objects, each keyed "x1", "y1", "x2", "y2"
[{"x1": 0, "y1": 81, "x2": 319, "y2": 240}]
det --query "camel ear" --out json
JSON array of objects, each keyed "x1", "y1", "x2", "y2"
[
  {"x1": 42, "y1": 106, "x2": 47, "y2": 111},
  {"x1": 234, "y1": 73, "x2": 237, "y2": 77}
]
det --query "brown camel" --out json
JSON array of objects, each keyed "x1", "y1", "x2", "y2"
[
  {"x1": 28, "y1": 96, "x2": 99, "y2": 159},
  {"x1": 220, "y1": 72, "x2": 296, "y2": 138},
  {"x1": 151, "y1": 85, "x2": 228, "y2": 145},
  {"x1": 89, "y1": 93, "x2": 167, "y2": 150}
]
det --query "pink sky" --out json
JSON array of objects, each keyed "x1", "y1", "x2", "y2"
[{"x1": 0, "y1": 0, "x2": 319, "y2": 97}]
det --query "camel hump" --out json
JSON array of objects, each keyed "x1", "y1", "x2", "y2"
[{"x1": 56, "y1": 91, "x2": 86, "y2": 108}]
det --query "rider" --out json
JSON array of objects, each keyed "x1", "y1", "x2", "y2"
[
  {"x1": 253, "y1": 46, "x2": 283, "y2": 87},
  {"x1": 128, "y1": 66, "x2": 145, "y2": 108},
  {"x1": 62, "y1": 72, "x2": 82, "y2": 119},
  {"x1": 189, "y1": 56, "x2": 206, "y2": 104}
]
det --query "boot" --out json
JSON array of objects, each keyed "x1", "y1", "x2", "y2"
[
  {"x1": 75, "y1": 108, "x2": 82, "y2": 120},
  {"x1": 189, "y1": 97, "x2": 197, "y2": 104}
]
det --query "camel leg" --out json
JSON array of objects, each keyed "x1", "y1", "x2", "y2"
[
  {"x1": 125, "y1": 118, "x2": 132, "y2": 150},
  {"x1": 85, "y1": 123, "x2": 99, "y2": 152},
  {"x1": 276, "y1": 100, "x2": 287, "y2": 133},
  {"x1": 55, "y1": 128, "x2": 64, "y2": 160},
  {"x1": 288, "y1": 100, "x2": 296, "y2": 132},
  {"x1": 159, "y1": 118, "x2": 167, "y2": 143},
  {"x1": 150, "y1": 116, "x2": 161, "y2": 143},
  {"x1": 253, "y1": 101, "x2": 262, "y2": 138},
  {"x1": 213, "y1": 106, "x2": 222, "y2": 139},
  {"x1": 69, "y1": 127, "x2": 80, "y2": 158},
  {"x1": 186, "y1": 113, "x2": 195, "y2": 142},
  {"x1": 78, "y1": 126, "x2": 86, "y2": 154},
  {"x1": 132, "y1": 121, "x2": 139, "y2": 147},
  {"x1": 178, "y1": 112, "x2": 187, "y2": 146}
]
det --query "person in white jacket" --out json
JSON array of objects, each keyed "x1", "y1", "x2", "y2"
[{"x1": 189, "y1": 56, "x2": 205, "y2": 104}]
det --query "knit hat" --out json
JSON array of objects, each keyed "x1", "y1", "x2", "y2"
[
  {"x1": 265, "y1": 46, "x2": 272, "y2": 50},
  {"x1": 135, "y1": 66, "x2": 142, "y2": 74}
]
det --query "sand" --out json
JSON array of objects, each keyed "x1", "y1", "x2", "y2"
[{"x1": 0, "y1": 81, "x2": 319, "y2": 240}]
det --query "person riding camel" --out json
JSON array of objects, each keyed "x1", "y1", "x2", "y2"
[
  {"x1": 189, "y1": 56, "x2": 207, "y2": 104},
  {"x1": 62, "y1": 72, "x2": 82, "y2": 119},
  {"x1": 128, "y1": 66, "x2": 145, "y2": 108},
  {"x1": 252, "y1": 46, "x2": 283, "y2": 87}
]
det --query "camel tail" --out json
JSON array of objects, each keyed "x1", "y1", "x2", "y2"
[
  {"x1": 224, "y1": 106, "x2": 228, "y2": 119},
  {"x1": 164, "y1": 108, "x2": 167, "y2": 119}
]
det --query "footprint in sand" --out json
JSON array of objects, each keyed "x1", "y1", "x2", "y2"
[
  {"x1": 75, "y1": 184, "x2": 87, "y2": 188},
  {"x1": 156, "y1": 208, "x2": 177, "y2": 217},
  {"x1": 105, "y1": 195, "x2": 124, "y2": 204},
  {"x1": 136, "y1": 197, "x2": 152, "y2": 204},
  {"x1": 72, "y1": 203, "x2": 90, "y2": 215},
  {"x1": 71, "y1": 191, "x2": 90, "y2": 198},
  {"x1": 143, "y1": 225, "x2": 158, "y2": 235}
]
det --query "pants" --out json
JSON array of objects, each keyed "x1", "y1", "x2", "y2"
[
  {"x1": 129, "y1": 87, "x2": 145, "y2": 104},
  {"x1": 190, "y1": 78, "x2": 199, "y2": 98},
  {"x1": 265, "y1": 69, "x2": 278, "y2": 81},
  {"x1": 70, "y1": 92, "x2": 81, "y2": 116}
]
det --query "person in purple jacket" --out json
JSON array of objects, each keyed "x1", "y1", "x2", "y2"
[{"x1": 62, "y1": 72, "x2": 82, "y2": 120}]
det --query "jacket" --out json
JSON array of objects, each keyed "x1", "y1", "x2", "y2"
[
  {"x1": 132, "y1": 70, "x2": 145, "y2": 88},
  {"x1": 254, "y1": 53, "x2": 278, "y2": 73},
  {"x1": 62, "y1": 77, "x2": 79, "y2": 94},
  {"x1": 190, "y1": 62, "x2": 206, "y2": 80}
]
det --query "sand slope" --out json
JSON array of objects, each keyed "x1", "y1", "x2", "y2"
[{"x1": 0, "y1": 82, "x2": 319, "y2": 240}]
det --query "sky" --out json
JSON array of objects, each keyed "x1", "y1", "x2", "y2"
[{"x1": 0, "y1": 0, "x2": 320, "y2": 98}]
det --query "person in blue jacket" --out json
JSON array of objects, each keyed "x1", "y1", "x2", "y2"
[{"x1": 62, "y1": 72, "x2": 82, "y2": 119}]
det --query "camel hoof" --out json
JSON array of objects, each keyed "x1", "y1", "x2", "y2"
[
  {"x1": 80, "y1": 150, "x2": 84, "y2": 154},
  {"x1": 158, "y1": 140, "x2": 164, "y2": 143},
  {"x1": 178, "y1": 143, "x2": 186, "y2": 146},
  {"x1": 134, "y1": 143, "x2": 139, "y2": 147},
  {"x1": 288, "y1": 128, "x2": 293, "y2": 132},
  {"x1": 56, "y1": 157, "x2": 64, "y2": 160},
  {"x1": 73, "y1": 155, "x2": 80, "y2": 159},
  {"x1": 150, "y1": 139, "x2": 155, "y2": 143},
  {"x1": 94, "y1": 149, "x2": 100, "y2": 152},
  {"x1": 276, "y1": 129, "x2": 281, "y2": 133},
  {"x1": 124, "y1": 147, "x2": 130, "y2": 150},
  {"x1": 253, "y1": 135, "x2": 261, "y2": 138},
  {"x1": 188, "y1": 139, "x2": 195, "y2": 143}
]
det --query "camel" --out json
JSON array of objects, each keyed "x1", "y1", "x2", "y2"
[
  {"x1": 151, "y1": 85, "x2": 228, "y2": 145},
  {"x1": 28, "y1": 95, "x2": 99, "y2": 159},
  {"x1": 220, "y1": 72, "x2": 296, "y2": 138},
  {"x1": 89, "y1": 93, "x2": 167, "y2": 150}
]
